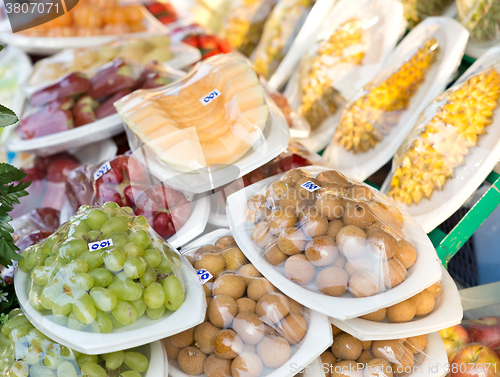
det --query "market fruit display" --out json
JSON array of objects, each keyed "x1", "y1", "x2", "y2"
[
  {"x1": 403, "y1": 0, "x2": 454, "y2": 28},
  {"x1": 0, "y1": 309, "x2": 151, "y2": 376},
  {"x1": 164, "y1": 233, "x2": 311, "y2": 377},
  {"x1": 297, "y1": 18, "x2": 365, "y2": 131},
  {"x1": 20, "y1": 0, "x2": 146, "y2": 37},
  {"x1": 18, "y1": 202, "x2": 186, "y2": 332},
  {"x1": 146, "y1": 1, "x2": 179, "y2": 25},
  {"x1": 387, "y1": 68, "x2": 500, "y2": 205},
  {"x1": 117, "y1": 53, "x2": 269, "y2": 170},
  {"x1": 457, "y1": 0, "x2": 500, "y2": 42},
  {"x1": 252, "y1": 0, "x2": 314, "y2": 79},
  {"x1": 333, "y1": 38, "x2": 439, "y2": 153},
  {"x1": 360, "y1": 280, "x2": 442, "y2": 323},
  {"x1": 246, "y1": 168, "x2": 417, "y2": 298},
  {"x1": 439, "y1": 325, "x2": 473, "y2": 361},
  {"x1": 450, "y1": 344, "x2": 500, "y2": 377}
]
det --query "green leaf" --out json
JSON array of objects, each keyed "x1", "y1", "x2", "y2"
[
  {"x1": 0, "y1": 105, "x2": 18, "y2": 128},
  {"x1": 0, "y1": 45, "x2": 3, "y2": 52},
  {"x1": 0, "y1": 239, "x2": 21, "y2": 267},
  {"x1": 0, "y1": 163, "x2": 26, "y2": 185}
]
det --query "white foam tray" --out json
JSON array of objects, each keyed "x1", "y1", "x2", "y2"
[
  {"x1": 330, "y1": 265, "x2": 462, "y2": 340},
  {"x1": 14, "y1": 254, "x2": 206, "y2": 355},
  {"x1": 226, "y1": 165, "x2": 443, "y2": 320},
  {"x1": 147, "y1": 341, "x2": 168, "y2": 377}
]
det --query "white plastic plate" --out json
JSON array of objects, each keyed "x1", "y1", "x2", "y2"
[
  {"x1": 146, "y1": 341, "x2": 168, "y2": 377},
  {"x1": 323, "y1": 17, "x2": 469, "y2": 180},
  {"x1": 179, "y1": 228, "x2": 230, "y2": 254},
  {"x1": 226, "y1": 165, "x2": 443, "y2": 320},
  {"x1": 14, "y1": 255, "x2": 206, "y2": 355},
  {"x1": 330, "y1": 265, "x2": 463, "y2": 340},
  {"x1": 380, "y1": 46, "x2": 500, "y2": 233}
]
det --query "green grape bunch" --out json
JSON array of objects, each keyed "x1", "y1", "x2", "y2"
[
  {"x1": 0, "y1": 309, "x2": 151, "y2": 377},
  {"x1": 18, "y1": 202, "x2": 186, "y2": 333}
]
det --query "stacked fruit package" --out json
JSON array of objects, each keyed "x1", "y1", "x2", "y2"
[
  {"x1": 163, "y1": 230, "x2": 331, "y2": 377},
  {"x1": 402, "y1": 0, "x2": 454, "y2": 28},
  {"x1": 457, "y1": 0, "x2": 500, "y2": 43},
  {"x1": 251, "y1": 0, "x2": 314, "y2": 80}
]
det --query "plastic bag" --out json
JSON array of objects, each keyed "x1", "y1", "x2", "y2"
[
  {"x1": 251, "y1": 0, "x2": 314, "y2": 80},
  {"x1": 457, "y1": 0, "x2": 500, "y2": 43},
  {"x1": 115, "y1": 53, "x2": 289, "y2": 194},
  {"x1": 17, "y1": 202, "x2": 186, "y2": 334},
  {"x1": 163, "y1": 229, "x2": 331, "y2": 377},
  {"x1": 403, "y1": 0, "x2": 454, "y2": 29},
  {"x1": 220, "y1": 0, "x2": 278, "y2": 57},
  {"x1": 170, "y1": 24, "x2": 232, "y2": 60},
  {"x1": 0, "y1": 309, "x2": 157, "y2": 376}
]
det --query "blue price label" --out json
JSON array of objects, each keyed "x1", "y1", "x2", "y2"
[
  {"x1": 93, "y1": 161, "x2": 111, "y2": 181},
  {"x1": 300, "y1": 180, "x2": 321, "y2": 192},
  {"x1": 199, "y1": 89, "x2": 221, "y2": 106},
  {"x1": 88, "y1": 238, "x2": 113, "y2": 252},
  {"x1": 196, "y1": 269, "x2": 213, "y2": 284}
]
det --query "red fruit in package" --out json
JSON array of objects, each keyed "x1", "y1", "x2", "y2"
[
  {"x1": 88, "y1": 59, "x2": 137, "y2": 100},
  {"x1": 158, "y1": 14, "x2": 177, "y2": 24},
  {"x1": 199, "y1": 34, "x2": 218, "y2": 50},
  {"x1": 65, "y1": 164, "x2": 94, "y2": 209},
  {"x1": 182, "y1": 35, "x2": 199, "y2": 48},
  {"x1": 18, "y1": 101, "x2": 74, "y2": 139},
  {"x1": 34, "y1": 152, "x2": 79, "y2": 176},
  {"x1": 202, "y1": 49, "x2": 221, "y2": 60},
  {"x1": 145, "y1": 2, "x2": 164, "y2": 14},
  {"x1": 217, "y1": 39, "x2": 232, "y2": 53},
  {"x1": 46, "y1": 158, "x2": 80, "y2": 183},
  {"x1": 31, "y1": 73, "x2": 91, "y2": 107},
  {"x1": 139, "y1": 72, "x2": 171, "y2": 89},
  {"x1": 73, "y1": 95, "x2": 99, "y2": 127},
  {"x1": 95, "y1": 89, "x2": 132, "y2": 119}
]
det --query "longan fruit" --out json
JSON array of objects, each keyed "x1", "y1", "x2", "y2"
[
  {"x1": 213, "y1": 329, "x2": 243, "y2": 359},
  {"x1": 412, "y1": 290, "x2": 435, "y2": 316},
  {"x1": 344, "y1": 257, "x2": 373, "y2": 277},
  {"x1": 288, "y1": 298, "x2": 303, "y2": 314},
  {"x1": 336, "y1": 225, "x2": 366, "y2": 259},
  {"x1": 279, "y1": 188, "x2": 305, "y2": 212},
  {"x1": 367, "y1": 231, "x2": 397, "y2": 260},
  {"x1": 404, "y1": 334, "x2": 428, "y2": 354},
  {"x1": 282, "y1": 169, "x2": 312, "y2": 186},
  {"x1": 256, "y1": 335, "x2": 291, "y2": 368},
  {"x1": 185, "y1": 255, "x2": 195, "y2": 266},
  {"x1": 162, "y1": 338, "x2": 179, "y2": 360},
  {"x1": 238, "y1": 264, "x2": 262, "y2": 286},
  {"x1": 333, "y1": 254, "x2": 347, "y2": 269},
  {"x1": 391, "y1": 351, "x2": 414, "y2": 376},
  {"x1": 277, "y1": 313, "x2": 307, "y2": 344},
  {"x1": 426, "y1": 281, "x2": 442, "y2": 299},
  {"x1": 296, "y1": 177, "x2": 321, "y2": 201},
  {"x1": 231, "y1": 352, "x2": 263, "y2": 377},
  {"x1": 299, "y1": 212, "x2": 329, "y2": 238},
  {"x1": 365, "y1": 358, "x2": 393, "y2": 377},
  {"x1": 321, "y1": 350, "x2": 337, "y2": 377},
  {"x1": 204, "y1": 284, "x2": 212, "y2": 298},
  {"x1": 215, "y1": 236, "x2": 236, "y2": 247},
  {"x1": 383, "y1": 258, "x2": 407, "y2": 289},
  {"x1": 331, "y1": 332, "x2": 363, "y2": 360},
  {"x1": 266, "y1": 181, "x2": 289, "y2": 203},
  {"x1": 348, "y1": 272, "x2": 381, "y2": 298},
  {"x1": 242, "y1": 344, "x2": 256, "y2": 354},
  {"x1": 386, "y1": 298, "x2": 416, "y2": 323},
  {"x1": 316, "y1": 170, "x2": 350, "y2": 187},
  {"x1": 221, "y1": 246, "x2": 248, "y2": 271},
  {"x1": 357, "y1": 349, "x2": 374, "y2": 365},
  {"x1": 208, "y1": 295, "x2": 238, "y2": 328},
  {"x1": 194, "y1": 321, "x2": 220, "y2": 354},
  {"x1": 305, "y1": 236, "x2": 338, "y2": 266},
  {"x1": 284, "y1": 254, "x2": 316, "y2": 285},
  {"x1": 348, "y1": 185, "x2": 374, "y2": 201},
  {"x1": 394, "y1": 240, "x2": 417, "y2": 269},
  {"x1": 236, "y1": 297, "x2": 256, "y2": 313},
  {"x1": 360, "y1": 308, "x2": 386, "y2": 322},
  {"x1": 177, "y1": 346, "x2": 207, "y2": 375},
  {"x1": 278, "y1": 227, "x2": 308, "y2": 255},
  {"x1": 264, "y1": 240, "x2": 288, "y2": 266},
  {"x1": 195, "y1": 254, "x2": 225, "y2": 279},
  {"x1": 193, "y1": 245, "x2": 221, "y2": 260},
  {"x1": 169, "y1": 328, "x2": 194, "y2": 348},
  {"x1": 315, "y1": 191, "x2": 344, "y2": 220},
  {"x1": 343, "y1": 201, "x2": 375, "y2": 228},
  {"x1": 252, "y1": 221, "x2": 274, "y2": 248},
  {"x1": 204, "y1": 354, "x2": 232, "y2": 377},
  {"x1": 362, "y1": 340, "x2": 372, "y2": 350},
  {"x1": 331, "y1": 360, "x2": 363, "y2": 377},
  {"x1": 247, "y1": 194, "x2": 271, "y2": 223},
  {"x1": 232, "y1": 311, "x2": 265, "y2": 344},
  {"x1": 269, "y1": 210, "x2": 298, "y2": 235},
  {"x1": 327, "y1": 220, "x2": 344, "y2": 239},
  {"x1": 205, "y1": 298, "x2": 212, "y2": 321},
  {"x1": 368, "y1": 203, "x2": 403, "y2": 231},
  {"x1": 372, "y1": 340, "x2": 414, "y2": 372},
  {"x1": 247, "y1": 278, "x2": 277, "y2": 302},
  {"x1": 256, "y1": 293, "x2": 290, "y2": 324},
  {"x1": 316, "y1": 266, "x2": 349, "y2": 296},
  {"x1": 212, "y1": 274, "x2": 246, "y2": 300},
  {"x1": 332, "y1": 324, "x2": 343, "y2": 337}
]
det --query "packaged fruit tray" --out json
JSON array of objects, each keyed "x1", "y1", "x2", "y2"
[
  {"x1": 330, "y1": 265, "x2": 463, "y2": 340},
  {"x1": 166, "y1": 229, "x2": 332, "y2": 377},
  {"x1": 116, "y1": 53, "x2": 290, "y2": 194},
  {"x1": 283, "y1": 0, "x2": 406, "y2": 152},
  {"x1": 14, "y1": 203, "x2": 206, "y2": 355},
  {"x1": 381, "y1": 46, "x2": 500, "y2": 233},
  {"x1": 323, "y1": 17, "x2": 469, "y2": 180},
  {"x1": 226, "y1": 165, "x2": 442, "y2": 320}
]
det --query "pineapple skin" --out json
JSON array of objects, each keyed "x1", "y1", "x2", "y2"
[
  {"x1": 388, "y1": 68, "x2": 500, "y2": 205},
  {"x1": 333, "y1": 38, "x2": 439, "y2": 154}
]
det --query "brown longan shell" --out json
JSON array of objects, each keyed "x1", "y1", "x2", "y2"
[
  {"x1": 194, "y1": 321, "x2": 220, "y2": 355},
  {"x1": 332, "y1": 254, "x2": 347, "y2": 269},
  {"x1": 367, "y1": 230, "x2": 397, "y2": 260},
  {"x1": 344, "y1": 257, "x2": 373, "y2": 277},
  {"x1": 204, "y1": 354, "x2": 232, "y2": 377},
  {"x1": 372, "y1": 340, "x2": 414, "y2": 371},
  {"x1": 170, "y1": 328, "x2": 194, "y2": 348},
  {"x1": 266, "y1": 181, "x2": 289, "y2": 204},
  {"x1": 331, "y1": 324, "x2": 343, "y2": 337},
  {"x1": 236, "y1": 297, "x2": 256, "y2": 314},
  {"x1": 394, "y1": 240, "x2": 417, "y2": 269},
  {"x1": 256, "y1": 293, "x2": 290, "y2": 324},
  {"x1": 362, "y1": 340, "x2": 373, "y2": 350},
  {"x1": 212, "y1": 274, "x2": 246, "y2": 300},
  {"x1": 327, "y1": 220, "x2": 344, "y2": 239},
  {"x1": 316, "y1": 170, "x2": 350, "y2": 188},
  {"x1": 336, "y1": 225, "x2": 366, "y2": 259},
  {"x1": 299, "y1": 212, "x2": 329, "y2": 238},
  {"x1": 213, "y1": 329, "x2": 243, "y2": 359},
  {"x1": 279, "y1": 188, "x2": 306, "y2": 213},
  {"x1": 288, "y1": 298, "x2": 303, "y2": 314},
  {"x1": 231, "y1": 352, "x2": 263, "y2": 377},
  {"x1": 412, "y1": 290, "x2": 435, "y2": 316},
  {"x1": 215, "y1": 236, "x2": 236, "y2": 248},
  {"x1": 264, "y1": 240, "x2": 288, "y2": 266},
  {"x1": 348, "y1": 185, "x2": 375, "y2": 201},
  {"x1": 383, "y1": 258, "x2": 407, "y2": 289},
  {"x1": 278, "y1": 227, "x2": 308, "y2": 255},
  {"x1": 269, "y1": 210, "x2": 298, "y2": 235},
  {"x1": 208, "y1": 295, "x2": 238, "y2": 328},
  {"x1": 238, "y1": 264, "x2": 262, "y2": 286},
  {"x1": 162, "y1": 338, "x2": 179, "y2": 360},
  {"x1": 277, "y1": 313, "x2": 307, "y2": 344},
  {"x1": 315, "y1": 191, "x2": 344, "y2": 220},
  {"x1": 247, "y1": 195, "x2": 270, "y2": 224},
  {"x1": 386, "y1": 298, "x2": 416, "y2": 323},
  {"x1": 305, "y1": 236, "x2": 338, "y2": 266},
  {"x1": 221, "y1": 246, "x2": 248, "y2": 271},
  {"x1": 252, "y1": 221, "x2": 274, "y2": 248},
  {"x1": 232, "y1": 311, "x2": 265, "y2": 345},
  {"x1": 343, "y1": 201, "x2": 375, "y2": 228},
  {"x1": 331, "y1": 332, "x2": 363, "y2": 360},
  {"x1": 256, "y1": 335, "x2": 291, "y2": 368},
  {"x1": 357, "y1": 349, "x2": 374, "y2": 366},
  {"x1": 321, "y1": 350, "x2": 337, "y2": 377},
  {"x1": 247, "y1": 278, "x2": 277, "y2": 302},
  {"x1": 282, "y1": 169, "x2": 312, "y2": 186},
  {"x1": 331, "y1": 360, "x2": 364, "y2": 377},
  {"x1": 348, "y1": 272, "x2": 381, "y2": 298},
  {"x1": 177, "y1": 346, "x2": 207, "y2": 375},
  {"x1": 194, "y1": 254, "x2": 225, "y2": 279},
  {"x1": 316, "y1": 266, "x2": 349, "y2": 296},
  {"x1": 404, "y1": 334, "x2": 428, "y2": 354},
  {"x1": 360, "y1": 308, "x2": 386, "y2": 322},
  {"x1": 284, "y1": 254, "x2": 316, "y2": 285},
  {"x1": 425, "y1": 281, "x2": 442, "y2": 299},
  {"x1": 365, "y1": 358, "x2": 394, "y2": 377}
]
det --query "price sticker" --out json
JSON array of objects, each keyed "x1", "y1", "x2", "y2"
[
  {"x1": 300, "y1": 180, "x2": 321, "y2": 192},
  {"x1": 88, "y1": 239, "x2": 113, "y2": 252},
  {"x1": 93, "y1": 162, "x2": 111, "y2": 181},
  {"x1": 196, "y1": 269, "x2": 213, "y2": 284},
  {"x1": 199, "y1": 89, "x2": 221, "y2": 106}
]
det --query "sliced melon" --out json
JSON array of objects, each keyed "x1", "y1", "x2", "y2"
[{"x1": 133, "y1": 113, "x2": 180, "y2": 139}]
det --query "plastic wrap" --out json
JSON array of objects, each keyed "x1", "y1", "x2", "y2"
[
  {"x1": 403, "y1": 0, "x2": 454, "y2": 29},
  {"x1": 381, "y1": 47, "x2": 500, "y2": 233},
  {"x1": 220, "y1": 0, "x2": 278, "y2": 57},
  {"x1": 457, "y1": 0, "x2": 500, "y2": 43},
  {"x1": 0, "y1": 309, "x2": 164, "y2": 376},
  {"x1": 226, "y1": 166, "x2": 442, "y2": 320},
  {"x1": 323, "y1": 17, "x2": 469, "y2": 180},
  {"x1": 170, "y1": 24, "x2": 232, "y2": 60},
  {"x1": 163, "y1": 229, "x2": 331, "y2": 377},
  {"x1": 115, "y1": 53, "x2": 289, "y2": 194},
  {"x1": 251, "y1": 0, "x2": 314, "y2": 80}
]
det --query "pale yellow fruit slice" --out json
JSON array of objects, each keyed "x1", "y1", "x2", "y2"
[{"x1": 133, "y1": 113, "x2": 180, "y2": 139}]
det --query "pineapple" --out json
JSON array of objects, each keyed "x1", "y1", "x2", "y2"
[
  {"x1": 299, "y1": 19, "x2": 365, "y2": 130},
  {"x1": 333, "y1": 38, "x2": 439, "y2": 153},
  {"x1": 388, "y1": 68, "x2": 500, "y2": 205}
]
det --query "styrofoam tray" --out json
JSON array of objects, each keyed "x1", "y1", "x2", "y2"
[
  {"x1": 14, "y1": 254, "x2": 206, "y2": 355},
  {"x1": 323, "y1": 17, "x2": 469, "y2": 180},
  {"x1": 330, "y1": 265, "x2": 462, "y2": 340},
  {"x1": 0, "y1": 5, "x2": 170, "y2": 55},
  {"x1": 283, "y1": 0, "x2": 407, "y2": 152},
  {"x1": 146, "y1": 341, "x2": 168, "y2": 377},
  {"x1": 380, "y1": 46, "x2": 500, "y2": 233},
  {"x1": 226, "y1": 165, "x2": 443, "y2": 320}
]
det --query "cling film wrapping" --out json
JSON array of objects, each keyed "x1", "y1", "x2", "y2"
[
  {"x1": 251, "y1": 0, "x2": 314, "y2": 80},
  {"x1": 457, "y1": 0, "x2": 500, "y2": 43}
]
